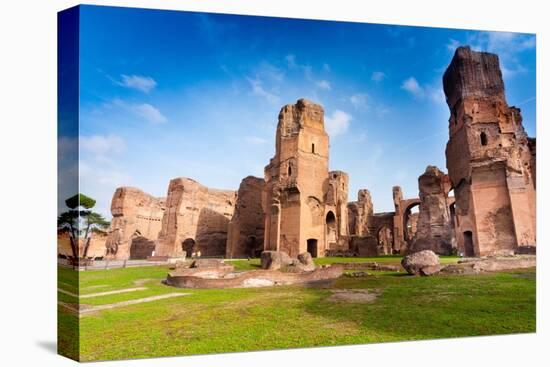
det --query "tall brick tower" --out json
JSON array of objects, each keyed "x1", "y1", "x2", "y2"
[
  {"x1": 263, "y1": 99, "x2": 336, "y2": 257},
  {"x1": 444, "y1": 46, "x2": 536, "y2": 256}
]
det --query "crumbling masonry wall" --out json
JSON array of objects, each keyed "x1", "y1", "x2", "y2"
[
  {"x1": 105, "y1": 187, "x2": 165, "y2": 260},
  {"x1": 444, "y1": 46, "x2": 536, "y2": 256},
  {"x1": 155, "y1": 178, "x2": 236, "y2": 258},
  {"x1": 409, "y1": 165, "x2": 456, "y2": 255},
  {"x1": 226, "y1": 176, "x2": 266, "y2": 258}
]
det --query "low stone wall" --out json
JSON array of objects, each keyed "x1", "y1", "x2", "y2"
[
  {"x1": 441, "y1": 256, "x2": 536, "y2": 274},
  {"x1": 333, "y1": 262, "x2": 401, "y2": 271},
  {"x1": 165, "y1": 265, "x2": 344, "y2": 289}
]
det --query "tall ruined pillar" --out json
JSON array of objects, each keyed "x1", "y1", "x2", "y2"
[
  {"x1": 392, "y1": 186, "x2": 406, "y2": 253},
  {"x1": 444, "y1": 46, "x2": 536, "y2": 256},
  {"x1": 410, "y1": 166, "x2": 456, "y2": 255},
  {"x1": 263, "y1": 99, "x2": 330, "y2": 257}
]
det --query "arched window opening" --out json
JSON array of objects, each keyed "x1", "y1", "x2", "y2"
[
  {"x1": 288, "y1": 165, "x2": 292, "y2": 176},
  {"x1": 480, "y1": 132, "x2": 488, "y2": 146},
  {"x1": 311, "y1": 143, "x2": 315, "y2": 153}
]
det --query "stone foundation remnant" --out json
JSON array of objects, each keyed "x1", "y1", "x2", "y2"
[
  {"x1": 409, "y1": 166, "x2": 456, "y2": 255},
  {"x1": 226, "y1": 176, "x2": 266, "y2": 258},
  {"x1": 444, "y1": 46, "x2": 536, "y2": 256},
  {"x1": 263, "y1": 99, "x2": 349, "y2": 258},
  {"x1": 105, "y1": 187, "x2": 165, "y2": 260}
]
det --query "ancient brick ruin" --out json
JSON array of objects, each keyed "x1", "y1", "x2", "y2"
[
  {"x1": 105, "y1": 187, "x2": 165, "y2": 260},
  {"x1": 154, "y1": 178, "x2": 236, "y2": 258},
  {"x1": 263, "y1": 99, "x2": 350, "y2": 258},
  {"x1": 409, "y1": 166, "x2": 455, "y2": 255},
  {"x1": 226, "y1": 176, "x2": 266, "y2": 258},
  {"x1": 444, "y1": 46, "x2": 536, "y2": 256},
  {"x1": 89, "y1": 46, "x2": 535, "y2": 261}
]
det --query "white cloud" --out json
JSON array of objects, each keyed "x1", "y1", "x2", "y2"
[
  {"x1": 110, "y1": 99, "x2": 167, "y2": 124},
  {"x1": 350, "y1": 93, "x2": 369, "y2": 109},
  {"x1": 322, "y1": 63, "x2": 331, "y2": 72},
  {"x1": 133, "y1": 103, "x2": 167, "y2": 124},
  {"x1": 245, "y1": 136, "x2": 268, "y2": 145},
  {"x1": 325, "y1": 110, "x2": 352, "y2": 137},
  {"x1": 401, "y1": 77, "x2": 424, "y2": 98},
  {"x1": 117, "y1": 74, "x2": 157, "y2": 93},
  {"x1": 316, "y1": 80, "x2": 331, "y2": 90},
  {"x1": 371, "y1": 71, "x2": 386, "y2": 82},
  {"x1": 285, "y1": 54, "x2": 297, "y2": 68},
  {"x1": 80, "y1": 134, "x2": 126, "y2": 156},
  {"x1": 247, "y1": 77, "x2": 280, "y2": 104}
]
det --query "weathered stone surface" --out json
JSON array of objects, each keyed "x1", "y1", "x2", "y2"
[
  {"x1": 166, "y1": 265, "x2": 344, "y2": 289},
  {"x1": 441, "y1": 255, "x2": 535, "y2": 274},
  {"x1": 105, "y1": 187, "x2": 165, "y2": 260},
  {"x1": 409, "y1": 166, "x2": 455, "y2": 255},
  {"x1": 226, "y1": 176, "x2": 265, "y2": 258},
  {"x1": 296, "y1": 252, "x2": 316, "y2": 271},
  {"x1": 155, "y1": 177, "x2": 236, "y2": 258},
  {"x1": 260, "y1": 251, "x2": 293, "y2": 270},
  {"x1": 444, "y1": 46, "x2": 536, "y2": 257},
  {"x1": 263, "y1": 99, "x2": 349, "y2": 258},
  {"x1": 401, "y1": 250, "x2": 441, "y2": 276}
]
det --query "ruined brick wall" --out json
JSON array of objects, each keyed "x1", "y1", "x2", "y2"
[
  {"x1": 226, "y1": 176, "x2": 266, "y2": 258},
  {"x1": 327, "y1": 171, "x2": 350, "y2": 251},
  {"x1": 105, "y1": 187, "x2": 165, "y2": 260},
  {"x1": 155, "y1": 177, "x2": 236, "y2": 258},
  {"x1": 263, "y1": 99, "x2": 348, "y2": 257},
  {"x1": 410, "y1": 166, "x2": 456, "y2": 255},
  {"x1": 444, "y1": 46, "x2": 536, "y2": 256},
  {"x1": 391, "y1": 186, "x2": 421, "y2": 254}
]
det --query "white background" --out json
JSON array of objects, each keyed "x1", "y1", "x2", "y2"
[{"x1": 0, "y1": 0, "x2": 547, "y2": 366}]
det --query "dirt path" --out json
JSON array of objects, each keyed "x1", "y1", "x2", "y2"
[
  {"x1": 58, "y1": 287, "x2": 148, "y2": 299},
  {"x1": 59, "y1": 293, "x2": 190, "y2": 316}
]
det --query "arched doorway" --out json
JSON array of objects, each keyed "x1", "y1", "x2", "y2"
[
  {"x1": 326, "y1": 211, "x2": 337, "y2": 249},
  {"x1": 245, "y1": 235, "x2": 259, "y2": 258},
  {"x1": 403, "y1": 203, "x2": 420, "y2": 244},
  {"x1": 377, "y1": 226, "x2": 394, "y2": 255},
  {"x1": 129, "y1": 236, "x2": 156, "y2": 260},
  {"x1": 307, "y1": 238, "x2": 318, "y2": 258},
  {"x1": 182, "y1": 238, "x2": 196, "y2": 258},
  {"x1": 463, "y1": 231, "x2": 474, "y2": 257}
]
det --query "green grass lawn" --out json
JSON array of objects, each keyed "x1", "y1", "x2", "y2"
[{"x1": 57, "y1": 257, "x2": 535, "y2": 362}]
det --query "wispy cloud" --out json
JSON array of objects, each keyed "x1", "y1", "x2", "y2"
[
  {"x1": 285, "y1": 53, "x2": 330, "y2": 90},
  {"x1": 116, "y1": 74, "x2": 157, "y2": 93},
  {"x1": 401, "y1": 77, "x2": 444, "y2": 104},
  {"x1": 247, "y1": 77, "x2": 280, "y2": 104},
  {"x1": 446, "y1": 38, "x2": 461, "y2": 52},
  {"x1": 371, "y1": 71, "x2": 386, "y2": 82},
  {"x1": 316, "y1": 80, "x2": 331, "y2": 90},
  {"x1": 350, "y1": 93, "x2": 369, "y2": 109},
  {"x1": 133, "y1": 103, "x2": 167, "y2": 124},
  {"x1": 325, "y1": 110, "x2": 352, "y2": 137},
  {"x1": 401, "y1": 77, "x2": 424, "y2": 98},
  {"x1": 80, "y1": 134, "x2": 126, "y2": 156}
]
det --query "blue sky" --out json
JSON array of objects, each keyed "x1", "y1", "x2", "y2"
[{"x1": 76, "y1": 5, "x2": 536, "y2": 217}]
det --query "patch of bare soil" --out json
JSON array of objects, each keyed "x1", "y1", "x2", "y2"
[
  {"x1": 133, "y1": 278, "x2": 155, "y2": 286},
  {"x1": 327, "y1": 289, "x2": 380, "y2": 303}
]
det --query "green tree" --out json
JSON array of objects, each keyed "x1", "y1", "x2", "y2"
[{"x1": 57, "y1": 193, "x2": 110, "y2": 262}]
